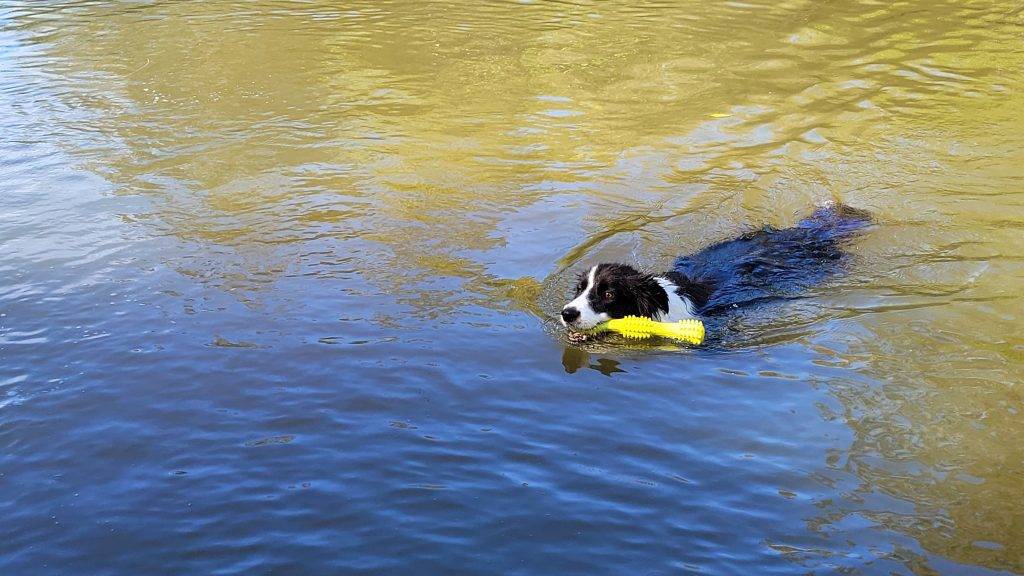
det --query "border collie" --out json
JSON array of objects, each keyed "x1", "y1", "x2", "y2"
[{"x1": 561, "y1": 204, "x2": 871, "y2": 334}]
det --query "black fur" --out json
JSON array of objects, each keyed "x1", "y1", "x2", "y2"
[
  {"x1": 573, "y1": 263, "x2": 669, "y2": 319},
  {"x1": 565, "y1": 204, "x2": 872, "y2": 326},
  {"x1": 662, "y1": 271, "x2": 713, "y2": 310},
  {"x1": 673, "y1": 204, "x2": 872, "y2": 314}
]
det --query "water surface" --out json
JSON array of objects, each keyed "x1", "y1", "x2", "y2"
[{"x1": 1, "y1": 1, "x2": 1023, "y2": 574}]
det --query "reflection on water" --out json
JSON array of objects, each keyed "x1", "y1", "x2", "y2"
[{"x1": 1, "y1": 0, "x2": 1022, "y2": 574}]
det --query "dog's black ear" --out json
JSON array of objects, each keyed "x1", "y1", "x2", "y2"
[
  {"x1": 626, "y1": 272, "x2": 669, "y2": 318},
  {"x1": 573, "y1": 273, "x2": 587, "y2": 295}
]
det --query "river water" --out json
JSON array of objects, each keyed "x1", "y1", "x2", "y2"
[{"x1": 1, "y1": 1, "x2": 1022, "y2": 574}]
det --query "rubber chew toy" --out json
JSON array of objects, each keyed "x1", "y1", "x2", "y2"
[{"x1": 591, "y1": 315, "x2": 705, "y2": 345}]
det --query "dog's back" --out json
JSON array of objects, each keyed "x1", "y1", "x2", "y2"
[{"x1": 674, "y1": 204, "x2": 871, "y2": 314}]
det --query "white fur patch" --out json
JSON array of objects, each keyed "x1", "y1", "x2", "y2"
[
  {"x1": 653, "y1": 277, "x2": 697, "y2": 321},
  {"x1": 562, "y1": 265, "x2": 609, "y2": 329}
]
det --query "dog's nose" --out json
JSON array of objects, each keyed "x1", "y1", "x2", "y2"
[{"x1": 561, "y1": 307, "x2": 580, "y2": 323}]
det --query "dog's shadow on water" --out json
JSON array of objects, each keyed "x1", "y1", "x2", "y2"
[
  {"x1": 556, "y1": 332, "x2": 702, "y2": 376},
  {"x1": 561, "y1": 346, "x2": 627, "y2": 376}
]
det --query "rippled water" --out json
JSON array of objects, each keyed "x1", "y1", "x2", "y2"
[{"x1": 1, "y1": 1, "x2": 1022, "y2": 574}]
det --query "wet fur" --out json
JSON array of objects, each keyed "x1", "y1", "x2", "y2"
[
  {"x1": 561, "y1": 204, "x2": 871, "y2": 333},
  {"x1": 579, "y1": 263, "x2": 668, "y2": 319}
]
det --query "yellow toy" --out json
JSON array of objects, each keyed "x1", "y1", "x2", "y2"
[{"x1": 591, "y1": 316, "x2": 705, "y2": 345}]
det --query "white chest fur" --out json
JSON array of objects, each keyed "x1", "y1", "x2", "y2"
[{"x1": 653, "y1": 277, "x2": 697, "y2": 321}]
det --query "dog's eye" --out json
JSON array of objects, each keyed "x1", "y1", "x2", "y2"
[{"x1": 603, "y1": 291, "x2": 615, "y2": 301}]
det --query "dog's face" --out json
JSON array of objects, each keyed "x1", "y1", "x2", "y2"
[{"x1": 560, "y1": 263, "x2": 667, "y2": 330}]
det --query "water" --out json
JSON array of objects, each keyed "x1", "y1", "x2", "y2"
[{"x1": 1, "y1": 0, "x2": 1022, "y2": 573}]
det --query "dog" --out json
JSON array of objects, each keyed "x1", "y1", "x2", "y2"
[{"x1": 561, "y1": 204, "x2": 871, "y2": 333}]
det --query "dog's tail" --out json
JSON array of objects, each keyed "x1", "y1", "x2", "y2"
[{"x1": 798, "y1": 201, "x2": 872, "y2": 239}]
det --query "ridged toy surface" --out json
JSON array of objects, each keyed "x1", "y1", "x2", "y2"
[{"x1": 595, "y1": 316, "x2": 705, "y2": 345}]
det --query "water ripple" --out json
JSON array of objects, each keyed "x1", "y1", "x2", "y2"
[{"x1": 1, "y1": 0, "x2": 1023, "y2": 574}]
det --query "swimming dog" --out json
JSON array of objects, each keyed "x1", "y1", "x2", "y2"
[{"x1": 560, "y1": 204, "x2": 871, "y2": 333}]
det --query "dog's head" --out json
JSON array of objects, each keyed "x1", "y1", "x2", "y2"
[{"x1": 560, "y1": 263, "x2": 668, "y2": 330}]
